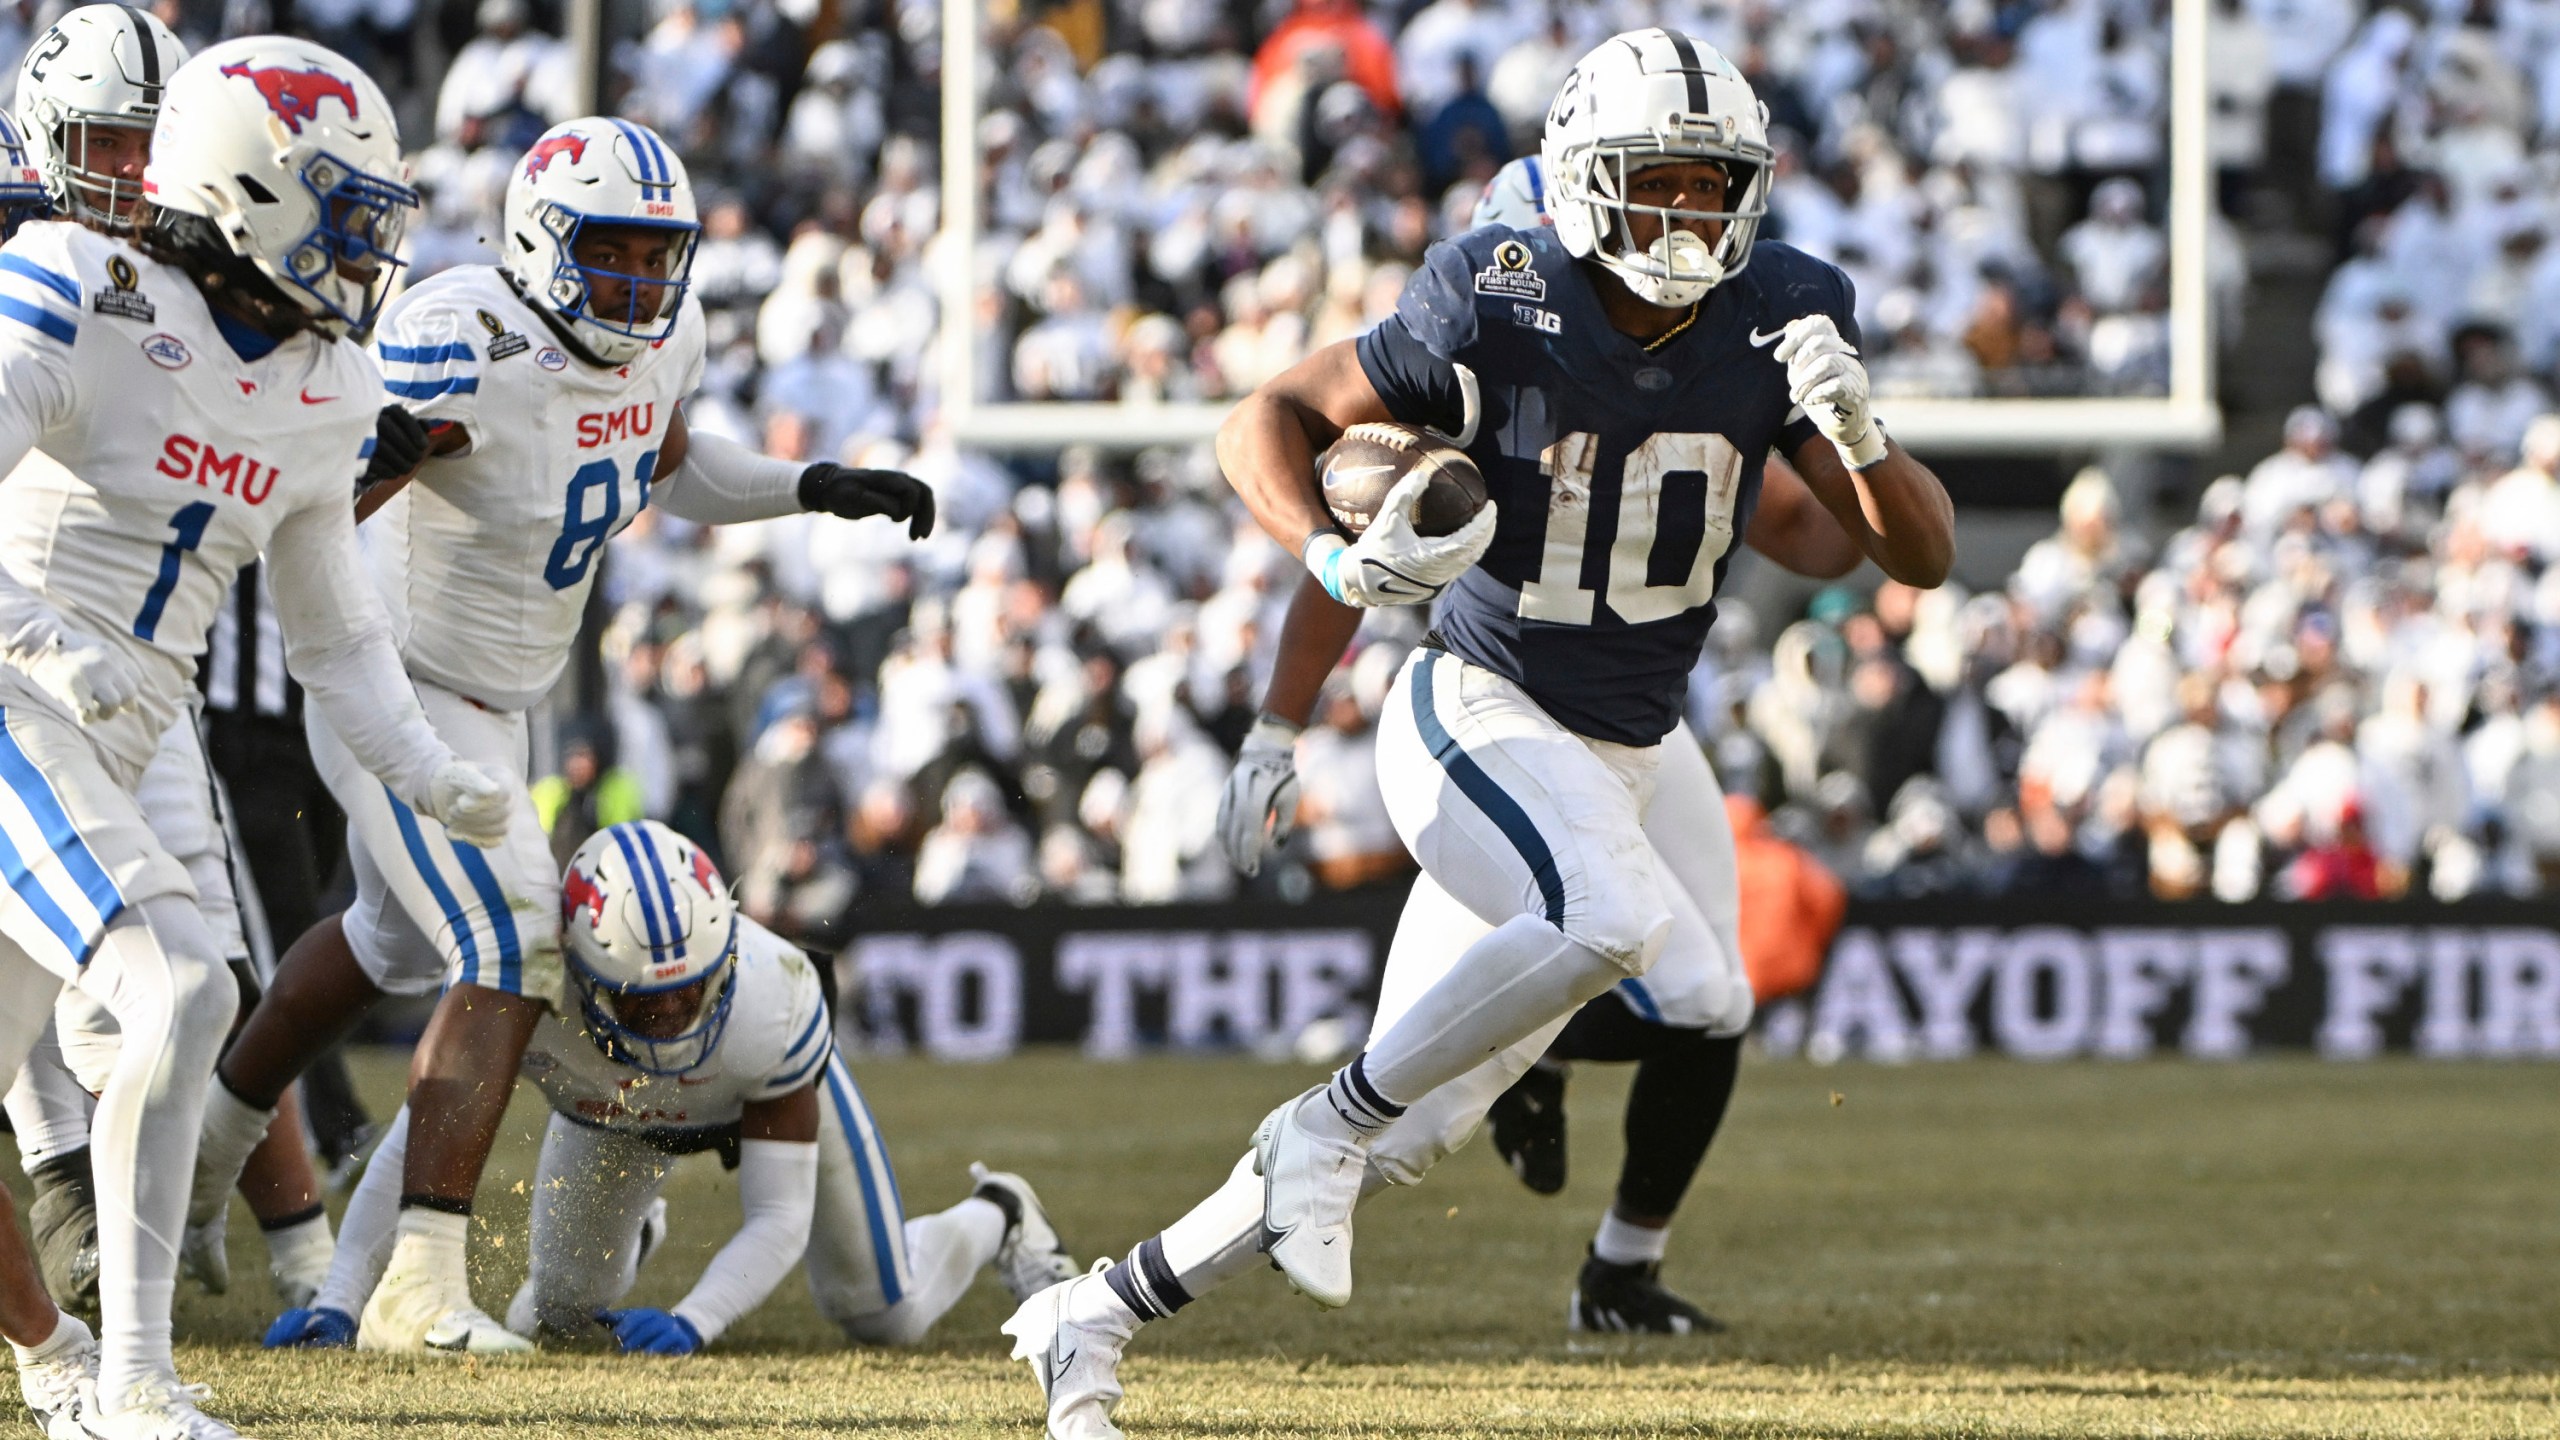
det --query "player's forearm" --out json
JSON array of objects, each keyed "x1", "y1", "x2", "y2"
[
  {"x1": 1215, "y1": 390, "x2": 1342, "y2": 559},
  {"x1": 1845, "y1": 445, "x2": 1956, "y2": 586},
  {"x1": 1260, "y1": 574, "x2": 1363, "y2": 726},
  {"x1": 670, "y1": 1137, "x2": 817, "y2": 1343},
  {"x1": 267, "y1": 512, "x2": 454, "y2": 803},
  {"x1": 654, "y1": 428, "x2": 805, "y2": 525}
]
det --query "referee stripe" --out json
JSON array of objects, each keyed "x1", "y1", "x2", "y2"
[{"x1": 1410, "y1": 654, "x2": 1568, "y2": 927}]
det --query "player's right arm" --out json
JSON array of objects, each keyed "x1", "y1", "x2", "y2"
[
  {"x1": 263, "y1": 490, "x2": 512, "y2": 847},
  {"x1": 1217, "y1": 237, "x2": 1498, "y2": 606},
  {"x1": 0, "y1": 231, "x2": 145, "y2": 723}
]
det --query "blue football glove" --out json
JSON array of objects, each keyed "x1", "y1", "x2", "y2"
[
  {"x1": 263, "y1": 1306, "x2": 356, "y2": 1349},
  {"x1": 599, "y1": 1307, "x2": 703, "y2": 1356}
]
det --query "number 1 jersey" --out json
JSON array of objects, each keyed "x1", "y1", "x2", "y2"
[
  {"x1": 1355, "y1": 224, "x2": 1857, "y2": 746},
  {"x1": 368, "y1": 266, "x2": 707, "y2": 711}
]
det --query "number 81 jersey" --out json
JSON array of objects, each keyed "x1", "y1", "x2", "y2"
[
  {"x1": 367, "y1": 265, "x2": 707, "y2": 711},
  {"x1": 1354, "y1": 223, "x2": 1858, "y2": 747}
]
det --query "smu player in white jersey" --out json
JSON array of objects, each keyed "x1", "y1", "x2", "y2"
[
  {"x1": 0, "y1": 36, "x2": 514, "y2": 1439},
  {"x1": 0, "y1": 4, "x2": 344, "y2": 1326},
  {"x1": 189, "y1": 115, "x2": 938, "y2": 1355},
  {"x1": 1213, "y1": 154, "x2": 1868, "y2": 1336},
  {"x1": 1006, "y1": 33, "x2": 1954, "y2": 1437},
  {"x1": 266, "y1": 822, "x2": 1078, "y2": 1354}
]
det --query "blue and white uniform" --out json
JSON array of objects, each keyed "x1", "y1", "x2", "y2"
[
  {"x1": 316, "y1": 264, "x2": 709, "y2": 1003},
  {"x1": 312, "y1": 919, "x2": 1000, "y2": 1346},
  {"x1": 1352, "y1": 224, "x2": 1857, "y2": 1047}
]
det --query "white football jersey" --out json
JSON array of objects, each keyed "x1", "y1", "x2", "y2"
[
  {"x1": 0, "y1": 220, "x2": 379, "y2": 770},
  {"x1": 367, "y1": 266, "x2": 707, "y2": 711},
  {"x1": 518, "y1": 916, "x2": 833, "y2": 1141}
]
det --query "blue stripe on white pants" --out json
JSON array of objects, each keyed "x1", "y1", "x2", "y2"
[
  {"x1": 1408, "y1": 653, "x2": 1568, "y2": 926},
  {"x1": 822, "y1": 1055, "x2": 910, "y2": 1305},
  {"x1": 383, "y1": 788, "x2": 488, "y2": 986}
]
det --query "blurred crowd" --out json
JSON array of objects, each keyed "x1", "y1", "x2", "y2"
[{"x1": 51, "y1": 0, "x2": 2545, "y2": 929}]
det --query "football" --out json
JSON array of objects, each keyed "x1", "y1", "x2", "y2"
[{"x1": 1317, "y1": 422, "x2": 1489, "y2": 538}]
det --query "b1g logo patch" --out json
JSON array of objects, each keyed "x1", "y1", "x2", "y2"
[
  {"x1": 1474, "y1": 239, "x2": 1546, "y2": 301},
  {"x1": 94, "y1": 256, "x2": 154, "y2": 323},
  {"x1": 1512, "y1": 303, "x2": 1560, "y2": 334},
  {"x1": 139, "y1": 332, "x2": 190, "y2": 369}
]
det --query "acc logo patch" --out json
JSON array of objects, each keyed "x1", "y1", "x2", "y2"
[
  {"x1": 140, "y1": 332, "x2": 190, "y2": 369},
  {"x1": 1474, "y1": 239, "x2": 1546, "y2": 301},
  {"x1": 478, "y1": 307, "x2": 528, "y2": 361},
  {"x1": 94, "y1": 255, "x2": 154, "y2": 323},
  {"x1": 536, "y1": 347, "x2": 568, "y2": 371}
]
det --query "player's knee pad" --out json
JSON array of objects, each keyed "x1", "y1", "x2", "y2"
[
  {"x1": 1559, "y1": 870, "x2": 1674, "y2": 977},
  {"x1": 89, "y1": 898, "x2": 234, "y2": 1051}
]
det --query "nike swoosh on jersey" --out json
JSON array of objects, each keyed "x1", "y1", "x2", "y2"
[
  {"x1": 300, "y1": 389, "x2": 336, "y2": 404},
  {"x1": 1747, "y1": 327, "x2": 1785, "y2": 348}
]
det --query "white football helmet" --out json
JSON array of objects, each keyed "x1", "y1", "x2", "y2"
[
  {"x1": 501, "y1": 116, "x2": 699, "y2": 364},
  {"x1": 144, "y1": 37, "x2": 417, "y2": 336},
  {"x1": 14, "y1": 4, "x2": 186, "y2": 230},
  {"x1": 1471, "y1": 155, "x2": 1548, "y2": 230},
  {"x1": 1540, "y1": 28, "x2": 1772, "y2": 308},
  {"x1": 561, "y1": 820, "x2": 741, "y2": 1076},
  {"x1": 0, "y1": 111, "x2": 51, "y2": 237}
]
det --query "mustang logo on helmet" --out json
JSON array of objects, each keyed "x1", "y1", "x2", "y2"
[
  {"x1": 562, "y1": 865, "x2": 608, "y2": 925},
  {"x1": 690, "y1": 849, "x2": 720, "y2": 893},
  {"x1": 522, "y1": 133, "x2": 587, "y2": 181},
  {"x1": 217, "y1": 62, "x2": 360, "y2": 135}
]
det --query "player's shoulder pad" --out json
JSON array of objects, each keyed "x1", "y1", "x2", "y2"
[
  {"x1": 0, "y1": 221, "x2": 113, "y2": 351},
  {"x1": 1740, "y1": 240, "x2": 1857, "y2": 328},
  {"x1": 1398, "y1": 223, "x2": 1577, "y2": 361},
  {"x1": 739, "y1": 917, "x2": 833, "y2": 1092},
  {"x1": 374, "y1": 270, "x2": 498, "y2": 400}
]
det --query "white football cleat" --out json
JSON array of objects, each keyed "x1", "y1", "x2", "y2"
[
  {"x1": 80, "y1": 1378, "x2": 247, "y2": 1440},
  {"x1": 17, "y1": 1315, "x2": 97, "y2": 1440},
  {"x1": 177, "y1": 1217, "x2": 228, "y2": 1296},
  {"x1": 358, "y1": 1261, "x2": 531, "y2": 1355},
  {"x1": 636, "y1": 1196, "x2": 669, "y2": 1271},
  {"x1": 1253, "y1": 1088, "x2": 1365, "y2": 1308},
  {"x1": 971, "y1": 1162, "x2": 1080, "y2": 1302},
  {"x1": 1000, "y1": 1261, "x2": 1130, "y2": 1440}
]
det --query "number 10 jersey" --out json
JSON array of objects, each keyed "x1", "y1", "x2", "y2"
[
  {"x1": 1355, "y1": 224, "x2": 1857, "y2": 746},
  {"x1": 367, "y1": 266, "x2": 707, "y2": 711}
]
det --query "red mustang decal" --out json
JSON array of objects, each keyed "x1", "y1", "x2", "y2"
[
  {"x1": 690, "y1": 849, "x2": 720, "y2": 893},
  {"x1": 563, "y1": 866, "x2": 608, "y2": 926},
  {"x1": 218, "y1": 62, "x2": 359, "y2": 135},
  {"x1": 522, "y1": 134, "x2": 587, "y2": 180}
]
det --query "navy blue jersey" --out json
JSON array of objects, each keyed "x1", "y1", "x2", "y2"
[{"x1": 1355, "y1": 224, "x2": 1858, "y2": 746}]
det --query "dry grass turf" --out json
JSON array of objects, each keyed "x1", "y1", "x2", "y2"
[{"x1": 43, "y1": 1050, "x2": 2560, "y2": 1436}]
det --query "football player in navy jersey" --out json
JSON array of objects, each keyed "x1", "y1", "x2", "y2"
[
  {"x1": 1002, "y1": 31, "x2": 1954, "y2": 1438},
  {"x1": 1212, "y1": 154, "x2": 1867, "y2": 1336}
]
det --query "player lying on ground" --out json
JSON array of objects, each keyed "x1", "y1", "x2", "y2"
[
  {"x1": 264, "y1": 821, "x2": 1078, "y2": 1354},
  {"x1": 1005, "y1": 28, "x2": 1953, "y2": 1438},
  {"x1": 0, "y1": 5, "x2": 340, "y2": 1328},
  {"x1": 0, "y1": 35, "x2": 516, "y2": 1438},
  {"x1": 1218, "y1": 153, "x2": 1867, "y2": 1336},
  {"x1": 186, "y1": 114, "x2": 940, "y2": 1355}
]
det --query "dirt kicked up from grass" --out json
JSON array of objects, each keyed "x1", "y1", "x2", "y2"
[{"x1": 86, "y1": 1050, "x2": 2560, "y2": 1436}]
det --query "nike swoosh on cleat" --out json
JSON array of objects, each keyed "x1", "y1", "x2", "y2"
[{"x1": 1747, "y1": 327, "x2": 1785, "y2": 348}]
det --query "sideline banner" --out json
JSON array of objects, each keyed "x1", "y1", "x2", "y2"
[{"x1": 833, "y1": 893, "x2": 2560, "y2": 1062}]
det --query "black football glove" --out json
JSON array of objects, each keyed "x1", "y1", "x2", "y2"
[
  {"x1": 362, "y1": 404, "x2": 432, "y2": 488},
  {"x1": 798, "y1": 464, "x2": 936, "y2": 539}
]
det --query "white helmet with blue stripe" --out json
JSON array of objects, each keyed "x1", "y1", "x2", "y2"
[
  {"x1": 561, "y1": 820, "x2": 740, "y2": 1076},
  {"x1": 1471, "y1": 155, "x2": 1548, "y2": 230},
  {"x1": 0, "y1": 110, "x2": 51, "y2": 237},
  {"x1": 501, "y1": 115, "x2": 699, "y2": 364}
]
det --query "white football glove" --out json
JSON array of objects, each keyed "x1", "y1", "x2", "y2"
[
  {"x1": 424, "y1": 761, "x2": 512, "y2": 849},
  {"x1": 1305, "y1": 471, "x2": 1499, "y2": 608},
  {"x1": 1216, "y1": 716, "x2": 1302, "y2": 876},
  {"x1": 12, "y1": 630, "x2": 144, "y2": 725},
  {"x1": 1774, "y1": 314, "x2": 1888, "y2": 469}
]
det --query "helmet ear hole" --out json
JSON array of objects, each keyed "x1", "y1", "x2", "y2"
[{"x1": 234, "y1": 173, "x2": 277, "y2": 204}]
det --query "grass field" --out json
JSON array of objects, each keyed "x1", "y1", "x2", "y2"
[{"x1": 87, "y1": 1051, "x2": 2560, "y2": 1436}]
